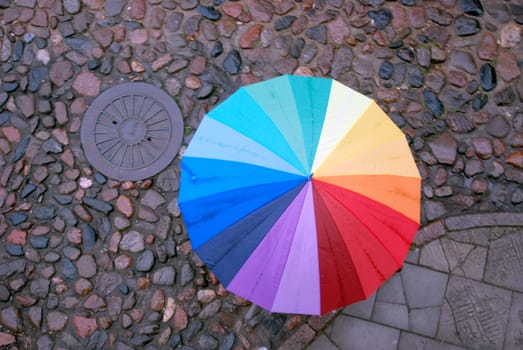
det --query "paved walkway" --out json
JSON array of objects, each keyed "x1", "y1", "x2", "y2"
[
  {"x1": 0, "y1": 0, "x2": 522, "y2": 349},
  {"x1": 304, "y1": 213, "x2": 523, "y2": 350}
]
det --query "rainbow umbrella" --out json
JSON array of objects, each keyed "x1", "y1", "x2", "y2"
[{"x1": 179, "y1": 75, "x2": 421, "y2": 315}]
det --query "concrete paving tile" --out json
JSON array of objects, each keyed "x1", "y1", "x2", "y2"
[
  {"x1": 452, "y1": 246, "x2": 486, "y2": 281},
  {"x1": 306, "y1": 334, "x2": 338, "y2": 350},
  {"x1": 342, "y1": 292, "x2": 376, "y2": 320},
  {"x1": 405, "y1": 248, "x2": 420, "y2": 264},
  {"x1": 328, "y1": 315, "x2": 400, "y2": 350},
  {"x1": 419, "y1": 240, "x2": 450, "y2": 273},
  {"x1": 398, "y1": 332, "x2": 467, "y2": 350},
  {"x1": 437, "y1": 275, "x2": 511, "y2": 349},
  {"x1": 448, "y1": 228, "x2": 490, "y2": 247},
  {"x1": 484, "y1": 233, "x2": 523, "y2": 292},
  {"x1": 372, "y1": 302, "x2": 409, "y2": 330},
  {"x1": 409, "y1": 306, "x2": 441, "y2": 337},
  {"x1": 401, "y1": 264, "x2": 448, "y2": 309},
  {"x1": 376, "y1": 274, "x2": 406, "y2": 304},
  {"x1": 504, "y1": 292, "x2": 523, "y2": 350},
  {"x1": 440, "y1": 238, "x2": 474, "y2": 271}
]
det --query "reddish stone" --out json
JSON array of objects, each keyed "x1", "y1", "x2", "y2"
[
  {"x1": 128, "y1": 29, "x2": 148, "y2": 44},
  {"x1": 31, "y1": 10, "x2": 48, "y2": 27},
  {"x1": 429, "y1": 133, "x2": 457, "y2": 165},
  {"x1": 510, "y1": 132, "x2": 523, "y2": 147},
  {"x1": 327, "y1": 17, "x2": 350, "y2": 45},
  {"x1": 507, "y1": 151, "x2": 523, "y2": 168},
  {"x1": 150, "y1": 289, "x2": 165, "y2": 311},
  {"x1": 247, "y1": 0, "x2": 274, "y2": 22},
  {"x1": 7, "y1": 229, "x2": 27, "y2": 245},
  {"x1": 497, "y1": 50, "x2": 521, "y2": 82},
  {"x1": 49, "y1": 61, "x2": 73, "y2": 87},
  {"x1": 72, "y1": 72, "x2": 101, "y2": 97},
  {"x1": 1, "y1": 126, "x2": 21, "y2": 143},
  {"x1": 222, "y1": 3, "x2": 243, "y2": 18},
  {"x1": 73, "y1": 278, "x2": 93, "y2": 296},
  {"x1": 117, "y1": 60, "x2": 131, "y2": 74},
  {"x1": 240, "y1": 24, "x2": 263, "y2": 49},
  {"x1": 0, "y1": 332, "x2": 16, "y2": 346},
  {"x1": 92, "y1": 28, "x2": 113, "y2": 48},
  {"x1": 472, "y1": 137, "x2": 493, "y2": 159},
  {"x1": 409, "y1": 6, "x2": 426, "y2": 28},
  {"x1": 292, "y1": 15, "x2": 308, "y2": 34},
  {"x1": 391, "y1": 5, "x2": 408, "y2": 32},
  {"x1": 73, "y1": 315, "x2": 98, "y2": 338},
  {"x1": 71, "y1": 98, "x2": 87, "y2": 114},
  {"x1": 84, "y1": 294, "x2": 106, "y2": 310},
  {"x1": 377, "y1": 89, "x2": 399, "y2": 103},
  {"x1": 152, "y1": 54, "x2": 173, "y2": 72},
  {"x1": 477, "y1": 32, "x2": 498, "y2": 61},
  {"x1": 185, "y1": 76, "x2": 202, "y2": 90},
  {"x1": 189, "y1": 56, "x2": 207, "y2": 75},
  {"x1": 294, "y1": 66, "x2": 314, "y2": 76},
  {"x1": 471, "y1": 178, "x2": 488, "y2": 194},
  {"x1": 128, "y1": 0, "x2": 146, "y2": 20},
  {"x1": 174, "y1": 305, "x2": 188, "y2": 331},
  {"x1": 447, "y1": 70, "x2": 467, "y2": 87},
  {"x1": 116, "y1": 195, "x2": 134, "y2": 218}
]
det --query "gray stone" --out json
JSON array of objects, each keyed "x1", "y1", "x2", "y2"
[
  {"x1": 136, "y1": 250, "x2": 155, "y2": 272},
  {"x1": 30, "y1": 278, "x2": 50, "y2": 298},
  {"x1": 152, "y1": 266, "x2": 176, "y2": 285},
  {"x1": 0, "y1": 306, "x2": 23, "y2": 332},
  {"x1": 327, "y1": 316, "x2": 399, "y2": 350},
  {"x1": 37, "y1": 335, "x2": 54, "y2": 350},
  {"x1": 342, "y1": 292, "x2": 376, "y2": 319},
  {"x1": 437, "y1": 276, "x2": 511, "y2": 349},
  {"x1": 141, "y1": 190, "x2": 166, "y2": 210},
  {"x1": 105, "y1": 0, "x2": 126, "y2": 17},
  {"x1": 450, "y1": 50, "x2": 477, "y2": 74},
  {"x1": 399, "y1": 332, "x2": 466, "y2": 350},
  {"x1": 425, "y1": 201, "x2": 447, "y2": 221},
  {"x1": 180, "y1": 263, "x2": 194, "y2": 286},
  {"x1": 198, "y1": 334, "x2": 218, "y2": 350},
  {"x1": 485, "y1": 233, "x2": 523, "y2": 292},
  {"x1": 76, "y1": 255, "x2": 97, "y2": 278},
  {"x1": 81, "y1": 223, "x2": 97, "y2": 252},
  {"x1": 83, "y1": 198, "x2": 113, "y2": 214},
  {"x1": 401, "y1": 264, "x2": 448, "y2": 308},
  {"x1": 63, "y1": 0, "x2": 81, "y2": 14}
]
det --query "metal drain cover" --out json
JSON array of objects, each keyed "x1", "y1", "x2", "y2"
[{"x1": 81, "y1": 82, "x2": 183, "y2": 181}]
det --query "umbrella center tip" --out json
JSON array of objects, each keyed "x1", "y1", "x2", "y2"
[{"x1": 308, "y1": 173, "x2": 313, "y2": 180}]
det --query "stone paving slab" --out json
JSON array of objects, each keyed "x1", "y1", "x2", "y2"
[{"x1": 311, "y1": 219, "x2": 523, "y2": 350}]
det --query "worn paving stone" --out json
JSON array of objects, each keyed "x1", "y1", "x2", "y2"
[
  {"x1": 484, "y1": 233, "x2": 523, "y2": 292},
  {"x1": 437, "y1": 276, "x2": 511, "y2": 349},
  {"x1": 327, "y1": 316, "x2": 400, "y2": 350}
]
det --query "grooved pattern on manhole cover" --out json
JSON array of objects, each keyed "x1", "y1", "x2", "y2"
[{"x1": 81, "y1": 83, "x2": 183, "y2": 181}]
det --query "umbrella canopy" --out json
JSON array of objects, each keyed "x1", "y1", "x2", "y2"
[{"x1": 179, "y1": 75, "x2": 421, "y2": 315}]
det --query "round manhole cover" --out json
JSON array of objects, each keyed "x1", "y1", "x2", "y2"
[{"x1": 81, "y1": 82, "x2": 183, "y2": 181}]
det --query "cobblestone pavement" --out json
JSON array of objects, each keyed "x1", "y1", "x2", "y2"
[{"x1": 0, "y1": 0, "x2": 522, "y2": 349}]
